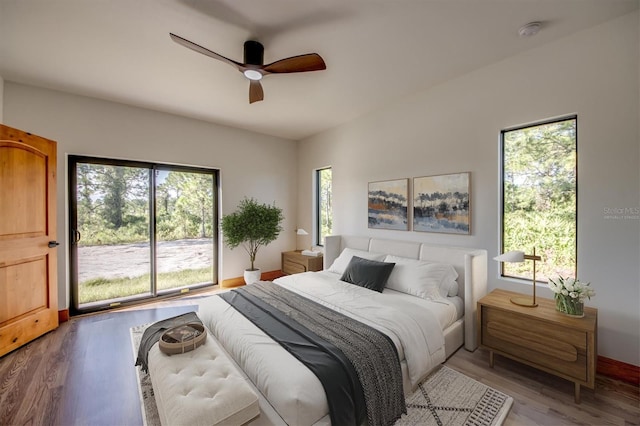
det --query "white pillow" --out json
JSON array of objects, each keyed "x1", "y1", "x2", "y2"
[
  {"x1": 328, "y1": 248, "x2": 386, "y2": 275},
  {"x1": 383, "y1": 255, "x2": 459, "y2": 299},
  {"x1": 442, "y1": 280, "x2": 459, "y2": 297}
]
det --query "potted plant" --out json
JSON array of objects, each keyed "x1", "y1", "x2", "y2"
[
  {"x1": 547, "y1": 276, "x2": 595, "y2": 318},
  {"x1": 221, "y1": 197, "x2": 284, "y2": 284}
]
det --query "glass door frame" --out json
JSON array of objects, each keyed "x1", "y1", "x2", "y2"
[{"x1": 68, "y1": 155, "x2": 219, "y2": 315}]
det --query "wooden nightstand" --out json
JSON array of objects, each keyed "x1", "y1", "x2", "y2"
[
  {"x1": 478, "y1": 289, "x2": 597, "y2": 403},
  {"x1": 281, "y1": 250, "x2": 323, "y2": 275}
]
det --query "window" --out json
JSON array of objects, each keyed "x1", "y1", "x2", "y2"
[
  {"x1": 500, "y1": 116, "x2": 577, "y2": 281},
  {"x1": 69, "y1": 156, "x2": 218, "y2": 313},
  {"x1": 315, "y1": 167, "x2": 333, "y2": 246}
]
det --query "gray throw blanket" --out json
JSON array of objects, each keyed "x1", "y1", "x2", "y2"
[
  {"x1": 232, "y1": 282, "x2": 406, "y2": 426},
  {"x1": 134, "y1": 311, "x2": 201, "y2": 373}
]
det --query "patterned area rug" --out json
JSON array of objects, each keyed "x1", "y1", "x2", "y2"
[
  {"x1": 395, "y1": 366, "x2": 512, "y2": 426},
  {"x1": 130, "y1": 323, "x2": 160, "y2": 426},
  {"x1": 131, "y1": 325, "x2": 512, "y2": 426}
]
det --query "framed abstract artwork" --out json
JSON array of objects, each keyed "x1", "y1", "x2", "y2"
[
  {"x1": 413, "y1": 172, "x2": 470, "y2": 234},
  {"x1": 368, "y1": 178, "x2": 409, "y2": 230}
]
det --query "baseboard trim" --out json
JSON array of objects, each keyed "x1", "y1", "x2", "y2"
[
  {"x1": 58, "y1": 309, "x2": 70, "y2": 323},
  {"x1": 220, "y1": 270, "x2": 284, "y2": 289},
  {"x1": 597, "y1": 355, "x2": 639, "y2": 386}
]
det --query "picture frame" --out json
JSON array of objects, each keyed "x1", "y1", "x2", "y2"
[
  {"x1": 413, "y1": 172, "x2": 470, "y2": 234},
  {"x1": 368, "y1": 178, "x2": 409, "y2": 230}
]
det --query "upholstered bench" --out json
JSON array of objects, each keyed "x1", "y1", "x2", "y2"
[{"x1": 147, "y1": 329, "x2": 260, "y2": 426}]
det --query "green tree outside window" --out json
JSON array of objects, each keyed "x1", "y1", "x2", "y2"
[{"x1": 501, "y1": 117, "x2": 577, "y2": 281}]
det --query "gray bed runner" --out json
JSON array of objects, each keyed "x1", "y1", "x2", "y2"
[{"x1": 220, "y1": 281, "x2": 405, "y2": 426}]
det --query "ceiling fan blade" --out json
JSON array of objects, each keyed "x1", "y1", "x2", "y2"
[
  {"x1": 170, "y1": 33, "x2": 244, "y2": 71},
  {"x1": 249, "y1": 80, "x2": 264, "y2": 104},
  {"x1": 262, "y1": 53, "x2": 326, "y2": 74}
]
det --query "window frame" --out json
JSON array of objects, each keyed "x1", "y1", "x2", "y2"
[
  {"x1": 68, "y1": 155, "x2": 219, "y2": 314},
  {"x1": 314, "y1": 166, "x2": 332, "y2": 247},
  {"x1": 499, "y1": 115, "x2": 578, "y2": 281}
]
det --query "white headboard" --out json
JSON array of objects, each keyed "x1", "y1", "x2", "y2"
[{"x1": 324, "y1": 235, "x2": 487, "y2": 351}]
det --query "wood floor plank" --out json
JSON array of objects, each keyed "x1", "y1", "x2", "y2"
[
  {"x1": 448, "y1": 348, "x2": 639, "y2": 426},
  {"x1": 0, "y1": 343, "x2": 45, "y2": 424},
  {"x1": 1, "y1": 294, "x2": 638, "y2": 426}
]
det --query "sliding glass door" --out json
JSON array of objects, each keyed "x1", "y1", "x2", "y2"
[
  {"x1": 154, "y1": 168, "x2": 215, "y2": 292},
  {"x1": 69, "y1": 157, "x2": 218, "y2": 313}
]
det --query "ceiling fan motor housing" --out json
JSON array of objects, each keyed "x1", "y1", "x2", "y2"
[{"x1": 244, "y1": 40, "x2": 264, "y2": 66}]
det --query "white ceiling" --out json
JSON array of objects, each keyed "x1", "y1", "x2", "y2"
[{"x1": 1, "y1": 0, "x2": 637, "y2": 140}]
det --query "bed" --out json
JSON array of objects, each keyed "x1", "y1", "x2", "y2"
[{"x1": 196, "y1": 235, "x2": 487, "y2": 426}]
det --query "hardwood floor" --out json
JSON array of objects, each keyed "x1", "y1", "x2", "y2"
[
  {"x1": 1, "y1": 295, "x2": 638, "y2": 426},
  {"x1": 448, "y1": 350, "x2": 639, "y2": 426},
  {"x1": 0, "y1": 299, "x2": 202, "y2": 426}
]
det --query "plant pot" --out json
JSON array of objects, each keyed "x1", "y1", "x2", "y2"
[{"x1": 244, "y1": 268, "x2": 261, "y2": 285}]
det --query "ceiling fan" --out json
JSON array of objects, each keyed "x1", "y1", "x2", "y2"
[{"x1": 169, "y1": 33, "x2": 327, "y2": 104}]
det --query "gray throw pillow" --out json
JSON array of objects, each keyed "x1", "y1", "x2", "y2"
[{"x1": 340, "y1": 256, "x2": 395, "y2": 293}]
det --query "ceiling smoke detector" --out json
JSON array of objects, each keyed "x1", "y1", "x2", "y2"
[{"x1": 518, "y1": 22, "x2": 542, "y2": 37}]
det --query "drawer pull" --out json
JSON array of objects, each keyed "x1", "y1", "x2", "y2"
[
  {"x1": 12, "y1": 337, "x2": 18, "y2": 343},
  {"x1": 487, "y1": 321, "x2": 577, "y2": 362}
]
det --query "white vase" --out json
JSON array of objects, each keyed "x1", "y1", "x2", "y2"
[{"x1": 243, "y1": 268, "x2": 261, "y2": 285}]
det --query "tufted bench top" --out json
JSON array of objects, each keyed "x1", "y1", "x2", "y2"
[{"x1": 148, "y1": 328, "x2": 260, "y2": 426}]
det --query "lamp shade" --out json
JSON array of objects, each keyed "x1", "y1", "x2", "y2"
[
  {"x1": 494, "y1": 250, "x2": 525, "y2": 263},
  {"x1": 296, "y1": 228, "x2": 309, "y2": 235}
]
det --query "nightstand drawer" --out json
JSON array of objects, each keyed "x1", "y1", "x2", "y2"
[
  {"x1": 281, "y1": 251, "x2": 323, "y2": 275},
  {"x1": 282, "y1": 259, "x2": 307, "y2": 275},
  {"x1": 481, "y1": 307, "x2": 588, "y2": 381}
]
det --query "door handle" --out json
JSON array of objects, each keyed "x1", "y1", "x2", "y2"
[
  {"x1": 48, "y1": 241, "x2": 60, "y2": 248},
  {"x1": 70, "y1": 229, "x2": 82, "y2": 245}
]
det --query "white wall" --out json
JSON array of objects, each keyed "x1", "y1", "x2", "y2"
[
  {"x1": 298, "y1": 12, "x2": 640, "y2": 365},
  {"x1": 4, "y1": 83, "x2": 298, "y2": 310}
]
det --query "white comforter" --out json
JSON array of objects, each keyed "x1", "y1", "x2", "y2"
[{"x1": 198, "y1": 272, "x2": 446, "y2": 426}]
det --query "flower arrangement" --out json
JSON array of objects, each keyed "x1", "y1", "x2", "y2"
[{"x1": 547, "y1": 276, "x2": 595, "y2": 317}]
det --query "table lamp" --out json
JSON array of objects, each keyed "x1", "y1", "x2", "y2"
[
  {"x1": 494, "y1": 248, "x2": 542, "y2": 307},
  {"x1": 296, "y1": 228, "x2": 309, "y2": 250}
]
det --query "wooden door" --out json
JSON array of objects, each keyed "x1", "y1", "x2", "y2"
[{"x1": 0, "y1": 124, "x2": 58, "y2": 357}]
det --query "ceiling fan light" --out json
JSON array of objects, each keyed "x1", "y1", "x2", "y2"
[{"x1": 243, "y1": 69, "x2": 263, "y2": 81}]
